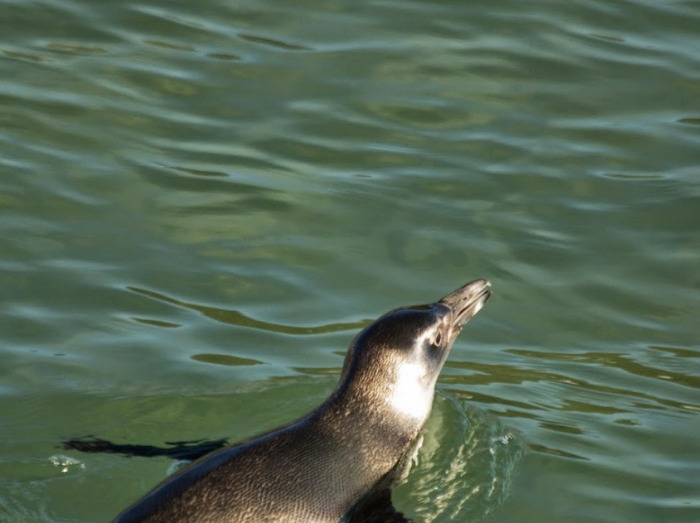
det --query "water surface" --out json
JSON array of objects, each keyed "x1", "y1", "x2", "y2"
[{"x1": 1, "y1": 0, "x2": 699, "y2": 522}]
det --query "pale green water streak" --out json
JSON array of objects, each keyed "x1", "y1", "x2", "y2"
[{"x1": 1, "y1": 0, "x2": 699, "y2": 522}]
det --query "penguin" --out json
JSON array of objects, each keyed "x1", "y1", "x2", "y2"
[{"x1": 86, "y1": 279, "x2": 492, "y2": 523}]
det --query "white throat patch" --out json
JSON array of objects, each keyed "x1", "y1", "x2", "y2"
[{"x1": 387, "y1": 362, "x2": 433, "y2": 420}]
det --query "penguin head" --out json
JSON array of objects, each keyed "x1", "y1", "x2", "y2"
[{"x1": 341, "y1": 279, "x2": 491, "y2": 421}]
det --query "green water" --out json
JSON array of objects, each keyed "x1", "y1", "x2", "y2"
[{"x1": 1, "y1": 0, "x2": 699, "y2": 521}]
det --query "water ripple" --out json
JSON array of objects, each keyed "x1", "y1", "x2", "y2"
[
  {"x1": 396, "y1": 393, "x2": 525, "y2": 523},
  {"x1": 126, "y1": 285, "x2": 369, "y2": 335}
]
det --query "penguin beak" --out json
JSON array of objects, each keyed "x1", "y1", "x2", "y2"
[{"x1": 439, "y1": 279, "x2": 492, "y2": 342}]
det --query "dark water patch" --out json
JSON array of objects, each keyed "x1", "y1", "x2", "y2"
[
  {"x1": 171, "y1": 165, "x2": 229, "y2": 178},
  {"x1": 238, "y1": 33, "x2": 312, "y2": 51},
  {"x1": 135, "y1": 161, "x2": 290, "y2": 204},
  {"x1": 528, "y1": 443, "x2": 587, "y2": 461},
  {"x1": 45, "y1": 42, "x2": 107, "y2": 54},
  {"x1": 613, "y1": 418, "x2": 639, "y2": 426},
  {"x1": 539, "y1": 421, "x2": 584, "y2": 436},
  {"x1": 290, "y1": 366, "x2": 341, "y2": 376},
  {"x1": 648, "y1": 345, "x2": 700, "y2": 359},
  {"x1": 207, "y1": 52, "x2": 243, "y2": 61},
  {"x1": 1, "y1": 49, "x2": 45, "y2": 62},
  {"x1": 603, "y1": 172, "x2": 666, "y2": 180},
  {"x1": 126, "y1": 285, "x2": 369, "y2": 335},
  {"x1": 191, "y1": 353, "x2": 264, "y2": 367},
  {"x1": 131, "y1": 317, "x2": 182, "y2": 329},
  {"x1": 587, "y1": 32, "x2": 625, "y2": 44}
]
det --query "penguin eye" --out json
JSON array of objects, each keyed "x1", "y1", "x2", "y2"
[{"x1": 431, "y1": 331, "x2": 443, "y2": 348}]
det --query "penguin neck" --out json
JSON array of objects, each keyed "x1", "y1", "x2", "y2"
[{"x1": 323, "y1": 364, "x2": 435, "y2": 445}]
